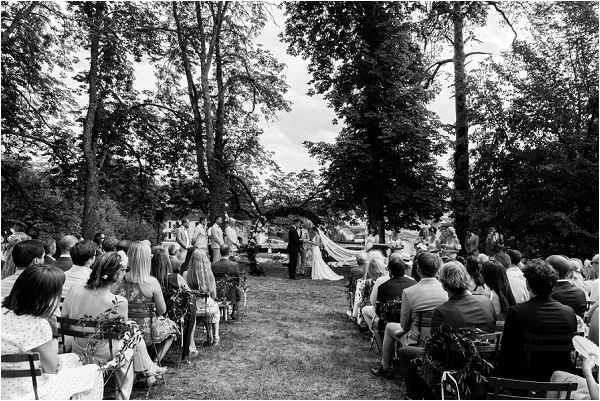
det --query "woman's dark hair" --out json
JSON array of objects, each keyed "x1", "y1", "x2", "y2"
[
  {"x1": 2, "y1": 264, "x2": 65, "y2": 316},
  {"x1": 180, "y1": 247, "x2": 195, "y2": 274},
  {"x1": 523, "y1": 258, "x2": 557, "y2": 298},
  {"x1": 86, "y1": 252, "x2": 124, "y2": 289},
  {"x1": 103, "y1": 237, "x2": 119, "y2": 252},
  {"x1": 151, "y1": 252, "x2": 171, "y2": 290},
  {"x1": 466, "y1": 255, "x2": 485, "y2": 289},
  {"x1": 482, "y1": 260, "x2": 516, "y2": 315}
]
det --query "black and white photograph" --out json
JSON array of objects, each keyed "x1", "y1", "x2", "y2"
[{"x1": 1, "y1": 1, "x2": 598, "y2": 399}]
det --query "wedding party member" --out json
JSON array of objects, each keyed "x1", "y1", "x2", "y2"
[
  {"x1": 93, "y1": 233, "x2": 105, "y2": 254},
  {"x1": 437, "y1": 226, "x2": 461, "y2": 260},
  {"x1": 224, "y1": 220, "x2": 240, "y2": 253},
  {"x1": 287, "y1": 220, "x2": 301, "y2": 279},
  {"x1": 365, "y1": 228, "x2": 377, "y2": 251},
  {"x1": 175, "y1": 219, "x2": 191, "y2": 257},
  {"x1": 52, "y1": 235, "x2": 78, "y2": 272},
  {"x1": 307, "y1": 228, "x2": 344, "y2": 281},
  {"x1": 114, "y1": 242, "x2": 176, "y2": 363},
  {"x1": 500, "y1": 259, "x2": 577, "y2": 381},
  {"x1": 546, "y1": 254, "x2": 587, "y2": 317},
  {"x1": 464, "y1": 230, "x2": 479, "y2": 256},
  {"x1": 184, "y1": 249, "x2": 220, "y2": 345},
  {"x1": 191, "y1": 216, "x2": 209, "y2": 252},
  {"x1": 42, "y1": 238, "x2": 56, "y2": 264},
  {"x1": 168, "y1": 244, "x2": 183, "y2": 273},
  {"x1": 505, "y1": 248, "x2": 530, "y2": 303},
  {"x1": 63, "y1": 253, "x2": 166, "y2": 398},
  {"x1": 481, "y1": 260, "x2": 516, "y2": 320},
  {"x1": 2, "y1": 264, "x2": 103, "y2": 400},
  {"x1": 209, "y1": 216, "x2": 225, "y2": 263},
  {"x1": 1, "y1": 240, "x2": 45, "y2": 298},
  {"x1": 62, "y1": 240, "x2": 97, "y2": 298},
  {"x1": 485, "y1": 226, "x2": 504, "y2": 255},
  {"x1": 298, "y1": 223, "x2": 309, "y2": 276}
]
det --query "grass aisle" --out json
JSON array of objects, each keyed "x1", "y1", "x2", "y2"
[{"x1": 138, "y1": 261, "x2": 404, "y2": 399}]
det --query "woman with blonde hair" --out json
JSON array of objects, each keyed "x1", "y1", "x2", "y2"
[
  {"x1": 183, "y1": 249, "x2": 220, "y2": 345},
  {"x1": 114, "y1": 241, "x2": 176, "y2": 363}
]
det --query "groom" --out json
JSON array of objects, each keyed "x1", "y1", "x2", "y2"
[{"x1": 287, "y1": 219, "x2": 301, "y2": 279}]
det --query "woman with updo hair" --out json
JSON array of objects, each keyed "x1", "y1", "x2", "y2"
[{"x1": 62, "y1": 252, "x2": 166, "y2": 397}]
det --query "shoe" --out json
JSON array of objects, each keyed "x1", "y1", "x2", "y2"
[{"x1": 370, "y1": 365, "x2": 393, "y2": 379}]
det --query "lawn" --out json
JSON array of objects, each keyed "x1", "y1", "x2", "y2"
[{"x1": 133, "y1": 259, "x2": 405, "y2": 399}]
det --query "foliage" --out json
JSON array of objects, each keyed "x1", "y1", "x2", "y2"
[
  {"x1": 164, "y1": 287, "x2": 195, "y2": 327},
  {"x1": 284, "y1": 2, "x2": 449, "y2": 237},
  {"x1": 413, "y1": 326, "x2": 493, "y2": 399},
  {"x1": 468, "y1": 2, "x2": 599, "y2": 257}
]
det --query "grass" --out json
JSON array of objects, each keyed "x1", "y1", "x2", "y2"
[{"x1": 133, "y1": 259, "x2": 405, "y2": 399}]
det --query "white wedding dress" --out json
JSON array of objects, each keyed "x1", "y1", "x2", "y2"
[{"x1": 310, "y1": 234, "x2": 344, "y2": 281}]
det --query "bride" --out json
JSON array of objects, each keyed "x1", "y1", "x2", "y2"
[{"x1": 307, "y1": 228, "x2": 344, "y2": 281}]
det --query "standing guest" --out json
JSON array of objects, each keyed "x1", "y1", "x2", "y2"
[
  {"x1": 464, "y1": 230, "x2": 479, "y2": 256},
  {"x1": 1, "y1": 265, "x2": 103, "y2": 400},
  {"x1": 481, "y1": 260, "x2": 516, "y2": 320},
  {"x1": 92, "y1": 233, "x2": 105, "y2": 254},
  {"x1": 62, "y1": 240, "x2": 97, "y2": 298},
  {"x1": 63, "y1": 252, "x2": 166, "y2": 397},
  {"x1": 191, "y1": 216, "x2": 209, "y2": 252},
  {"x1": 209, "y1": 216, "x2": 225, "y2": 263},
  {"x1": 500, "y1": 259, "x2": 577, "y2": 381},
  {"x1": 224, "y1": 220, "x2": 240, "y2": 253},
  {"x1": 1, "y1": 240, "x2": 45, "y2": 298},
  {"x1": 371, "y1": 252, "x2": 447, "y2": 378},
  {"x1": 286, "y1": 220, "x2": 301, "y2": 279},
  {"x1": 42, "y1": 237, "x2": 57, "y2": 264},
  {"x1": 168, "y1": 244, "x2": 183, "y2": 273},
  {"x1": 114, "y1": 242, "x2": 176, "y2": 363},
  {"x1": 546, "y1": 254, "x2": 587, "y2": 318},
  {"x1": 1, "y1": 232, "x2": 32, "y2": 279},
  {"x1": 52, "y1": 235, "x2": 78, "y2": 271},
  {"x1": 505, "y1": 249, "x2": 530, "y2": 303},
  {"x1": 102, "y1": 236, "x2": 119, "y2": 252},
  {"x1": 183, "y1": 249, "x2": 220, "y2": 345},
  {"x1": 175, "y1": 219, "x2": 191, "y2": 257}
]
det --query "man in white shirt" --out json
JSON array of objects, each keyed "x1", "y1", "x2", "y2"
[
  {"x1": 191, "y1": 216, "x2": 209, "y2": 252},
  {"x1": 224, "y1": 220, "x2": 240, "y2": 252},
  {"x1": 505, "y1": 249, "x2": 530, "y2": 303},
  {"x1": 209, "y1": 216, "x2": 225, "y2": 263},
  {"x1": 62, "y1": 240, "x2": 96, "y2": 298}
]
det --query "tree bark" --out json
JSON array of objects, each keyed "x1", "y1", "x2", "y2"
[
  {"x1": 81, "y1": 3, "x2": 103, "y2": 240},
  {"x1": 452, "y1": 2, "x2": 471, "y2": 246}
]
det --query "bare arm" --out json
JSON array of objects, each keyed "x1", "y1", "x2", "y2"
[
  {"x1": 151, "y1": 280, "x2": 167, "y2": 315},
  {"x1": 32, "y1": 339, "x2": 59, "y2": 374}
]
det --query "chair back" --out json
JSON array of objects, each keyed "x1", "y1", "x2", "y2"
[
  {"x1": 57, "y1": 317, "x2": 121, "y2": 357},
  {"x1": 487, "y1": 377, "x2": 578, "y2": 399},
  {"x1": 522, "y1": 331, "x2": 576, "y2": 379},
  {"x1": 475, "y1": 331, "x2": 502, "y2": 369},
  {"x1": 1, "y1": 352, "x2": 42, "y2": 400},
  {"x1": 128, "y1": 302, "x2": 157, "y2": 319}
]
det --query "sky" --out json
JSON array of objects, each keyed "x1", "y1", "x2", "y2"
[{"x1": 253, "y1": 5, "x2": 517, "y2": 174}]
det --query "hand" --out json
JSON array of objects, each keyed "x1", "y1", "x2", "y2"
[{"x1": 583, "y1": 355, "x2": 597, "y2": 376}]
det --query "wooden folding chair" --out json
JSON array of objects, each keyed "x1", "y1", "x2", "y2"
[
  {"x1": 474, "y1": 331, "x2": 503, "y2": 370},
  {"x1": 191, "y1": 291, "x2": 211, "y2": 345},
  {"x1": 58, "y1": 317, "x2": 133, "y2": 400},
  {"x1": 127, "y1": 302, "x2": 162, "y2": 364},
  {"x1": 487, "y1": 377, "x2": 578, "y2": 399},
  {"x1": 1, "y1": 352, "x2": 42, "y2": 400}
]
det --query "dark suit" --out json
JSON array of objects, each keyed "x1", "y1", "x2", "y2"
[
  {"x1": 551, "y1": 280, "x2": 587, "y2": 318},
  {"x1": 500, "y1": 296, "x2": 577, "y2": 381},
  {"x1": 212, "y1": 258, "x2": 241, "y2": 278},
  {"x1": 287, "y1": 226, "x2": 300, "y2": 279},
  {"x1": 377, "y1": 276, "x2": 416, "y2": 305},
  {"x1": 432, "y1": 291, "x2": 496, "y2": 332},
  {"x1": 52, "y1": 256, "x2": 73, "y2": 272}
]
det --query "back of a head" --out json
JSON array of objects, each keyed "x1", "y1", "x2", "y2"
[
  {"x1": 482, "y1": 260, "x2": 514, "y2": 307},
  {"x1": 57, "y1": 235, "x2": 78, "y2": 255},
  {"x1": 168, "y1": 243, "x2": 179, "y2": 256},
  {"x1": 126, "y1": 241, "x2": 152, "y2": 283},
  {"x1": 356, "y1": 252, "x2": 368, "y2": 266},
  {"x1": 70, "y1": 240, "x2": 97, "y2": 266},
  {"x1": 2, "y1": 264, "x2": 65, "y2": 317},
  {"x1": 366, "y1": 250, "x2": 386, "y2": 278},
  {"x1": 188, "y1": 249, "x2": 214, "y2": 292},
  {"x1": 103, "y1": 237, "x2": 119, "y2": 252},
  {"x1": 438, "y1": 261, "x2": 471, "y2": 292},
  {"x1": 12, "y1": 240, "x2": 45, "y2": 268},
  {"x1": 494, "y1": 251, "x2": 511, "y2": 269},
  {"x1": 524, "y1": 258, "x2": 557, "y2": 298},
  {"x1": 545, "y1": 255, "x2": 572, "y2": 279},
  {"x1": 41, "y1": 237, "x2": 56, "y2": 256},
  {"x1": 387, "y1": 253, "x2": 408, "y2": 278},
  {"x1": 87, "y1": 252, "x2": 125, "y2": 290},
  {"x1": 506, "y1": 248, "x2": 522, "y2": 266},
  {"x1": 7, "y1": 232, "x2": 31, "y2": 247},
  {"x1": 466, "y1": 255, "x2": 485, "y2": 287},
  {"x1": 150, "y1": 252, "x2": 171, "y2": 289},
  {"x1": 220, "y1": 244, "x2": 231, "y2": 257},
  {"x1": 417, "y1": 252, "x2": 441, "y2": 278}
]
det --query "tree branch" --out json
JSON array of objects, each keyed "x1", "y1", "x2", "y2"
[
  {"x1": 1, "y1": 2, "x2": 38, "y2": 47},
  {"x1": 487, "y1": 1, "x2": 517, "y2": 46},
  {"x1": 227, "y1": 173, "x2": 263, "y2": 216}
]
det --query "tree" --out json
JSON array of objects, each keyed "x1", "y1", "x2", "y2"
[
  {"x1": 284, "y1": 2, "x2": 449, "y2": 240},
  {"x1": 468, "y1": 2, "x2": 599, "y2": 256}
]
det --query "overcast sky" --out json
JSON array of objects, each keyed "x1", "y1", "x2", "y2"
[{"x1": 254, "y1": 6, "x2": 516, "y2": 174}]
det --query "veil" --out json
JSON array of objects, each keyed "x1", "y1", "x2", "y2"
[{"x1": 317, "y1": 228, "x2": 363, "y2": 265}]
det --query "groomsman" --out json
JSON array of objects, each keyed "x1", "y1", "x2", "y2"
[
  {"x1": 209, "y1": 216, "x2": 225, "y2": 263},
  {"x1": 176, "y1": 219, "x2": 191, "y2": 259},
  {"x1": 299, "y1": 223, "x2": 309, "y2": 276}
]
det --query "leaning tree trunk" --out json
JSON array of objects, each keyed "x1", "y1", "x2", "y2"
[
  {"x1": 81, "y1": 4, "x2": 102, "y2": 240},
  {"x1": 452, "y1": 2, "x2": 470, "y2": 246}
]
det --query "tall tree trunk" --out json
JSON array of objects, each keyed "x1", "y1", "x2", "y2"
[
  {"x1": 81, "y1": 4, "x2": 102, "y2": 240},
  {"x1": 452, "y1": 2, "x2": 470, "y2": 246}
]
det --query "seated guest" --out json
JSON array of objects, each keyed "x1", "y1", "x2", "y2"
[
  {"x1": 62, "y1": 240, "x2": 97, "y2": 298},
  {"x1": 361, "y1": 251, "x2": 390, "y2": 332},
  {"x1": 371, "y1": 252, "x2": 447, "y2": 378},
  {"x1": 102, "y1": 236, "x2": 119, "y2": 252},
  {"x1": 52, "y1": 235, "x2": 78, "y2": 271},
  {"x1": 466, "y1": 255, "x2": 492, "y2": 297},
  {"x1": 570, "y1": 258, "x2": 587, "y2": 291},
  {"x1": 1, "y1": 232, "x2": 32, "y2": 279},
  {"x1": 183, "y1": 249, "x2": 220, "y2": 345},
  {"x1": 114, "y1": 241, "x2": 176, "y2": 363},
  {"x1": 481, "y1": 260, "x2": 516, "y2": 320},
  {"x1": 1, "y1": 240, "x2": 45, "y2": 298},
  {"x1": 546, "y1": 255, "x2": 587, "y2": 317},
  {"x1": 505, "y1": 248, "x2": 530, "y2": 303},
  {"x1": 63, "y1": 253, "x2": 166, "y2": 397},
  {"x1": 168, "y1": 244, "x2": 182, "y2": 273},
  {"x1": 500, "y1": 259, "x2": 577, "y2": 381},
  {"x1": 2, "y1": 265, "x2": 103, "y2": 400},
  {"x1": 584, "y1": 255, "x2": 599, "y2": 313},
  {"x1": 42, "y1": 237, "x2": 56, "y2": 264},
  {"x1": 370, "y1": 254, "x2": 416, "y2": 348},
  {"x1": 212, "y1": 245, "x2": 240, "y2": 277},
  {"x1": 350, "y1": 252, "x2": 368, "y2": 281}
]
